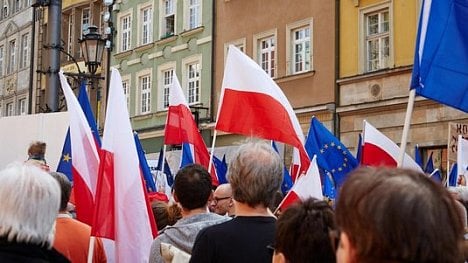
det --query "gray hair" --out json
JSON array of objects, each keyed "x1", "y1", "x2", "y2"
[
  {"x1": 0, "y1": 163, "x2": 60, "y2": 248},
  {"x1": 228, "y1": 140, "x2": 283, "y2": 207}
]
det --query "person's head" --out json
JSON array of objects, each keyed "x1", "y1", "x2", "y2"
[
  {"x1": 152, "y1": 201, "x2": 169, "y2": 230},
  {"x1": 228, "y1": 141, "x2": 283, "y2": 208},
  {"x1": 173, "y1": 164, "x2": 212, "y2": 210},
  {"x1": 0, "y1": 163, "x2": 60, "y2": 248},
  {"x1": 26, "y1": 141, "x2": 49, "y2": 171},
  {"x1": 49, "y1": 172, "x2": 72, "y2": 212},
  {"x1": 210, "y1": 184, "x2": 234, "y2": 216},
  {"x1": 336, "y1": 167, "x2": 464, "y2": 263},
  {"x1": 273, "y1": 198, "x2": 336, "y2": 263}
]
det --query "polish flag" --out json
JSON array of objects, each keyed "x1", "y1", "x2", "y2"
[
  {"x1": 362, "y1": 121, "x2": 423, "y2": 172},
  {"x1": 58, "y1": 72, "x2": 99, "y2": 225},
  {"x1": 278, "y1": 155, "x2": 323, "y2": 211},
  {"x1": 91, "y1": 68, "x2": 157, "y2": 262},
  {"x1": 165, "y1": 75, "x2": 219, "y2": 185},
  {"x1": 216, "y1": 46, "x2": 310, "y2": 175}
]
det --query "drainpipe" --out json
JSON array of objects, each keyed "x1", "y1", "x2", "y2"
[
  {"x1": 334, "y1": 0, "x2": 340, "y2": 137},
  {"x1": 28, "y1": 6, "x2": 36, "y2": 114}
]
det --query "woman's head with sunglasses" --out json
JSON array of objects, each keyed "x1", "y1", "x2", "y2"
[
  {"x1": 336, "y1": 167, "x2": 464, "y2": 263},
  {"x1": 272, "y1": 198, "x2": 337, "y2": 263}
]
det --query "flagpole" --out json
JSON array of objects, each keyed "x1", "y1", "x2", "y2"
[
  {"x1": 87, "y1": 236, "x2": 95, "y2": 263},
  {"x1": 208, "y1": 130, "x2": 218, "y2": 173},
  {"x1": 398, "y1": 89, "x2": 416, "y2": 167},
  {"x1": 162, "y1": 144, "x2": 167, "y2": 171}
]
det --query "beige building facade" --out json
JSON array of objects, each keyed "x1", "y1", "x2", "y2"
[{"x1": 213, "y1": 0, "x2": 337, "y2": 154}]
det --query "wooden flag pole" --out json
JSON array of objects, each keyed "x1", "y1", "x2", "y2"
[
  {"x1": 87, "y1": 236, "x2": 95, "y2": 263},
  {"x1": 398, "y1": 89, "x2": 417, "y2": 167}
]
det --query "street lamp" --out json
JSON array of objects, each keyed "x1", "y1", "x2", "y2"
[{"x1": 80, "y1": 26, "x2": 106, "y2": 75}]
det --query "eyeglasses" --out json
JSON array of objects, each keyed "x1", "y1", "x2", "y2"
[
  {"x1": 266, "y1": 244, "x2": 275, "y2": 256},
  {"x1": 211, "y1": 196, "x2": 231, "y2": 204}
]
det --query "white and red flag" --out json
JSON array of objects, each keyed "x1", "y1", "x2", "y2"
[
  {"x1": 91, "y1": 68, "x2": 157, "y2": 262},
  {"x1": 58, "y1": 72, "x2": 99, "y2": 226},
  {"x1": 278, "y1": 155, "x2": 323, "y2": 211},
  {"x1": 362, "y1": 121, "x2": 423, "y2": 172},
  {"x1": 164, "y1": 75, "x2": 219, "y2": 186},
  {"x1": 216, "y1": 46, "x2": 310, "y2": 178}
]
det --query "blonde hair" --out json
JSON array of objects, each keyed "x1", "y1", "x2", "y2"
[{"x1": 0, "y1": 163, "x2": 60, "y2": 248}]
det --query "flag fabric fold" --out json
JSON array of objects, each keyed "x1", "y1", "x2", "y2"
[
  {"x1": 362, "y1": 121, "x2": 423, "y2": 172},
  {"x1": 410, "y1": 0, "x2": 468, "y2": 112},
  {"x1": 57, "y1": 128, "x2": 72, "y2": 181},
  {"x1": 92, "y1": 68, "x2": 157, "y2": 262},
  {"x1": 415, "y1": 144, "x2": 423, "y2": 169},
  {"x1": 213, "y1": 155, "x2": 228, "y2": 185},
  {"x1": 156, "y1": 148, "x2": 174, "y2": 187},
  {"x1": 449, "y1": 163, "x2": 459, "y2": 187},
  {"x1": 277, "y1": 155, "x2": 323, "y2": 211},
  {"x1": 164, "y1": 75, "x2": 218, "y2": 186},
  {"x1": 304, "y1": 117, "x2": 358, "y2": 189},
  {"x1": 215, "y1": 46, "x2": 310, "y2": 178},
  {"x1": 58, "y1": 73, "x2": 100, "y2": 226}
]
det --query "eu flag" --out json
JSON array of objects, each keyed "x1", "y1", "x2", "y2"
[
  {"x1": 213, "y1": 155, "x2": 228, "y2": 184},
  {"x1": 411, "y1": 0, "x2": 468, "y2": 112},
  {"x1": 304, "y1": 117, "x2": 358, "y2": 189},
  {"x1": 415, "y1": 145, "x2": 423, "y2": 169},
  {"x1": 323, "y1": 172, "x2": 336, "y2": 199},
  {"x1": 180, "y1": 143, "x2": 194, "y2": 168},
  {"x1": 271, "y1": 141, "x2": 293, "y2": 195},
  {"x1": 134, "y1": 132, "x2": 157, "y2": 192},
  {"x1": 57, "y1": 129, "x2": 72, "y2": 181}
]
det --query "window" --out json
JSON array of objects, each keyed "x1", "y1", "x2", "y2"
[
  {"x1": 122, "y1": 79, "x2": 130, "y2": 111},
  {"x1": 2, "y1": 4, "x2": 8, "y2": 18},
  {"x1": 120, "y1": 15, "x2": 132, "y2": 51},
  {"x1": 23, "y1": 0, "x2": 31, "y2": 8},
  {"x1": 81, "y1": 8, "x2": 90, "y2": 34},
  {"x1": 162, "y1": 69, "x2": 173, "y2": 109},
  {"x1": 187, "y1": 62, "x2": 200, "y2": 104},
  {"x1": 18, "y1": 99, "x2": 26, "y2": 115},
  {"x1": 187, "y1": 0, "x2": 200, "y2": 30},
  {"x1": 15, "y1": 0, "x2": 20, "y2": 12},
  {"x1": 365, "y1": 9, "x2": 390, "y2": 72},
  {"x1": 162, "y1": 0, "x2": 175, "y2": 37},
  {"x1": 258, "y1": 36, "x2": 275, "y2": 77},
  {"x1": 292, "y1": 26, "x2": 310, "y2": 74},
  {"x1": 139, "y1": 75, "x2": 151, "y2": 114},
  {"x1": 0, "y1": 45, "x2": 3, "y2": 76},
  {"x1": 6, "y1": 103, "x2": 13, "y2": 116},
  {"x1": 224, "y1": 38, "x2": 246, "y2": 64},
  {"x1": 7, "y1": 40, "x2": 15, "y2": 74},
  {"x1": 20, "y1": 33, "x2": 29, "y2": 68},
  {"x1": 141, "y1": 6, "x2": 153, "y2": 45},
  {"x1": 67, "y1": 14, "x2": 74, "y2": 59}
]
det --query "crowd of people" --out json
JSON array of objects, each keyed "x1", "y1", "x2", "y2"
[{"x1": 0, "y1": 140, "x2": 466, "y2": 262}]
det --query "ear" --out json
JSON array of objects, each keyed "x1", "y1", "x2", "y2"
[
  {"x1": 173, "y1": 192, "x2": 179, "y2": 203},
  {"x1": 336, "y1": 232, "x2": 356, "y2": 263},
  {"x1": 272, "y1": 251, "x2": 286, "y2": 263}
]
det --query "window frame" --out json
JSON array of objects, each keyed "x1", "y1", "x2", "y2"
[
  {"x1": 6, "y1": 102, "x2": 13, "y2": 116},
  {"x1": 0, "y1": 45, "x2": 4, "y2": 77},
  {"x1": 7, "y1": 39, "x2": 16, "y2": 74},
  {"x1": 358, "y1": 2, "x2": 393, "y2": 73},
  {"x1": 18, "y1": 98, "x2": 26, "y2": 115},
  {"x1": 157, "y1": 61, "x2": 176, "y2": 111},
  {"x1": 117, "y1": 10, "x2": 133, "y2": 52},
  {"x1": 139, "y1": 3, "x2": 153, "y2": 46},
  {"x1": 184, "y1": 0, "x2": 201, "y2": 30},
  {"x1": 182, "y1": 54, "x2": 202, "y2": 105},
  {"x1": 160, "y1": 0, "x2": 177, "y2": 38},
  {"x1": 137, "y1": 69, "x2": 152, "y2": 115},
  {"x1": 253, "y1": 29, "x2": 277, "y2": 78},
  {"x1": 20, "y1": 33, "x2": 29, "y2": 68},
  {"x1": 286, "y1": 18, "x2": 314, "y2": 75}
]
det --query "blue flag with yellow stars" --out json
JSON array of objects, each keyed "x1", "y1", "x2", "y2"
[
  {"x1": 305, "y1": 117, "x2": 358, "y2": 190},
  {"x1": 57, "y1": 128, "x2": 72, "y2": 181}
]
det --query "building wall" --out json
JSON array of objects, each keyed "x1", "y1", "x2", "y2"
[
  {"x1": 0, "y1": 0, "x2": 33, "y2": 117},
  {"x1": 214, "y1": 0, "x2": 336, "y2": 147},
  {"x1": 337, "y1": 0, "x2": 468, "y2": 174},
  {"x1": 111, "y1": 0, "x2": 213, "y2": 153}
]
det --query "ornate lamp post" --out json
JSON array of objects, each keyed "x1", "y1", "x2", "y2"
[{"x1": 80, "y1": 25, "x2": 106, "y2": 75}]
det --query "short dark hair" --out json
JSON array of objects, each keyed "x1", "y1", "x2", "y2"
[
  {"x1": 336, "y1": 167, "x2": 464, "y2": 263},
  {"x1": 49, "y1": 172, "x2": 72, "y2": 211},
  {"x1": 173, "y1": 164, "x2": 212, "y2": 210},
  {"x1": 275, "y1": 198, "x2": 336, "y2": 263}
]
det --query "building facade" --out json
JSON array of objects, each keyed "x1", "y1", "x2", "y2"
[
  {"x1": 111, "y1": 0, "x2": 213, "y2": 151},
  {"x1": 213, "y1": 0, "x2": 337, "y2": 156},
  {"x1": 337, "y1": 0, "x2": 468, "y2": 175},
  {"x1": 0, "y1": 0, "x2": 33, "y2": 117}
]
